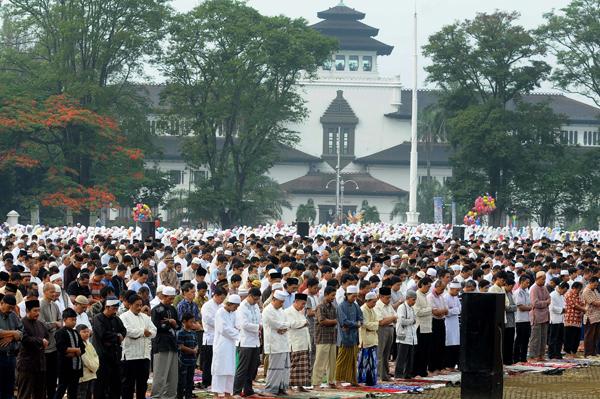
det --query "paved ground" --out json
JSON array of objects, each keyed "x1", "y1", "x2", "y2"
[
  {"x1": 191, "y1": 365, "x2": 600, "y2": 399},
  {"x1": 417, "y1": 366, "x2": 600, "y2": 399}
]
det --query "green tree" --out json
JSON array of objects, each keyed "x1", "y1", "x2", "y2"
[
  {"x1": 161, "y1": 0, "x2": 336, "y2": 227},
  {"x1": 1, "y1": 0, "x2": 171, "y2": 222},
  {"x1": 418, "y1": 105, "x2": 447, "y2": 179},
  {"x1": 423, "y1": 11, "x2": 559, "y2": 225},
  {"x1": 296, "y1": 198, "x2": 317, "y2": 224},
  {"x1": 360, "y1": 200, "x2": 380, "y2": 223},
  {"x1": 538, "y1": 0, "x2": 600, "y2": 106}
]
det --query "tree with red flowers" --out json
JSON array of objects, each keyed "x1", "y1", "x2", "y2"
[{"x1": 0, "y1": 94, "x2": 148, "y2": 221}]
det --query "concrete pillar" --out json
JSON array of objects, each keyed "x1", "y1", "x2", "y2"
[
  {"x1": 6, "y1": 210, "x2": 19, "y2": 226},
  {"x1": 66, "y1": 208, "x2": 73, "y2": 225},
  {"x1": 30, "y1": 205, "x2": 40, "y2": 225}
]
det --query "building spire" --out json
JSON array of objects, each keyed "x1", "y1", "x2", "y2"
[{"x1": 337, "y1": 0, "x2": 345, "y2": 6}]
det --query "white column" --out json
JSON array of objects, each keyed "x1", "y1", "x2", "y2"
[{"x1": 406, "y1": 0, "x2": 420, "y2": 226}]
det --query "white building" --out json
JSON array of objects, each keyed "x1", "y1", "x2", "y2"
[{"x1": 144, "y1": 3, "x2": 600, "y2": 225}]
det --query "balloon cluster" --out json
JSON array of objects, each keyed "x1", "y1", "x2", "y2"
[
  {"x1": 132, "y1": 203, "x2": 152, "y2": 222},
  {"x1": 463, "y1": 194, "x2": 496, "y2": 226}
]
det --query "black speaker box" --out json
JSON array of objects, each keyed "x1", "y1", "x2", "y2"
[
  {"x1": 296, "y1": 221, "x2": 309, "y2": 238},
  {"x1": 460, "y1": 292, "x2": 504, "y2": 399},
  {"x1": 140, "y1": 221, "x2": 155, "y2": 242},
  {"x1": 461, "y1": 372, "x2": 503, "y2": 399},
  {"x1": 452, "y1": 225, "x2": 466, "y2": 240}
]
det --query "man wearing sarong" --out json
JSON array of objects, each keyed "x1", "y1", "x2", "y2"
[
  {"x1": 262, "y1": 290, "x2": 291, "y2": 395},
  {"x1": 335, "y1": 285, "x2": 363, "y2": 386},
  {"x1": 284, "y1": 293, "x2": 311, "y2": 392},
  {"x1": 359, "y1": 292, "x2": 379, "y2": 386}
]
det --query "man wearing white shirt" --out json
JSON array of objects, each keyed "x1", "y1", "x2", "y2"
[
  {"x1": 199, "y1": 286, "x2": 226, "y2": 389},
  {"x1": 120, "y1": 293, "x2": 157, "y2": 399},
  {"x1": 233, "y1": 288, "x2": 262, "y2": 397},
  {"x1": 262, "y1": 290, "x2": 291, "y2": 395},
  {"x1": 73, "y1": 295, "x2": 92, "y2": 329},
  {"x1": 548, "y1": 282, "x2": 568, "y2": 359}
]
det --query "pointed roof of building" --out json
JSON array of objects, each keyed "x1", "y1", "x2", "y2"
[
  {"x1": 320, "y1": 90, "x2": 359, "y2": 124},
  {"x1": 280, "y1": 172, "x2": 407, "y2": 196},
  {"x1": 311, "y1": 3, "x2": 393, "y2": 56}
]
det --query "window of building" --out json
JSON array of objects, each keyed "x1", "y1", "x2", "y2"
[
  {"x1": 362, "y1": 56, "x2": 373, "y2": 72},
  {"x1": 325, "y1": 127, "x2": 352, "y2": 155},
  {"x1": 595, "y1": 131, "x2": 599, "y2": 146},
  {"x1": 168, "y1": 170, "x2": 183, "y2": 185},
  {"x1": 560, "y1": 130, "x2": 568, "y2": 144},
  {"x1": 568, "y1": 130, "x2": 578, "y2": 145},
  {"x1": 335, "y1": 55, "x2": 346, "y2": 71},
  {"x1": 348, "y1": 56, "x2": 359, "y2": 71}
]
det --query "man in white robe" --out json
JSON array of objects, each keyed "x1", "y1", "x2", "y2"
[
  {"x1": 200, "y1": 286, "x2": 226, "y2": 389},
  {"x1": 443, "y1": 281, "x2": 462, "y2": 369},
  {"x1": 211, "y1": 295, "x2": 241, "y2": 398},
  {"x1": 262, "y1": 290, "x2": 291, "y2": 395}
]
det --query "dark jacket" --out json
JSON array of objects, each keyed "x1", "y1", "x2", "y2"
[
  {"x1": 92, "y1": 313, "x2": 126, "y2": 363},
  {"x1": 17, "y1": 317, "x2": 49, "y2": 372},
  {"x1": 55, "y1": 327, "x2": 86, "y2": 378},
  {"x1": 151, "y1": 303, "x2": 181, "y2": 353}
]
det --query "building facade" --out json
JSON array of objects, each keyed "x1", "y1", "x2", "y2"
[{"x1": 143, "y1": 3, "x2": 600, "y2": 225}]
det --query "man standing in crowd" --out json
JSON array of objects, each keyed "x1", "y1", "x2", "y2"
[
  {"x1": 200, "y1": 286, "x2": 227, "y2": 389},
  {"x1": 514, "y1": 275, "x2": 532, "y2": 363},
  {"x1": 564, "y1": 282, "x2": 585, "y2": 358},
  {"x1": 92, "y1": 296, "x2": 126, "y2": 399},
  {"x1": 151, "y1": 286, "x2": 181, "y2": 399},
  {"x1": 211, "y1": 295, "x2": 241, "y2": 398},
  {"x1": 311, "y1": 286, "x2": 338, "y2": 389},
  {"x1": 374, "y1": 286, "x2": 396, "y2": 381},
  {"x1": 583, "y1": 277, "x2": 600, "y2": 358},
  {"x1": 233, "y1": 288, "x2": 262, "y2": 397},
  {"x1": 39, "y1": 282, "x2": 61, "y2": 399},
  {"x1": 427, "y1": 280, "x2": 447, "y2": 375},
  {"x1": 336, "y1": 285, "x2": 363, "y2": 386},
  {"x1": 284, "y1": 293, "x2": 311, "y2": 392},
  {"x1": 358, "y1": 291, "x2": 379, "y2": 386},
  {"x1": 54, "y1": 308, "x2": 85, "y2": 399},
  {"x1": 17, "y1": 299, "x2": 49, "y2": 399},
  {"x1": 262, "y1": 290, "x2": 291, "y2": 395},
  {"x1": 529, "y1": 271, "x2": 551, "y2": 361},
  {"x1": 120, "y1": 294, "x2": 156, "y2": 399},
  {"x1": 0, "y1": 295, "x2": 23, "y2": 399},
  {"x1": 444, "y1": 281, "x2": 462, "y2": 369}
]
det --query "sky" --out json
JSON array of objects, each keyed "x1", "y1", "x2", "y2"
[{"x1": 170, "y1": 0, "x2": 590, "y2": 102}]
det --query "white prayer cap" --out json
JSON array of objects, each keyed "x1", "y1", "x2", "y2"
[
  {"x1": 191, "y1": 258, "x2": 201, "y2": 265},
  {"x1": 560, "y1": 270, "x2": 569, "y2": 276},
  {"x1": 119, "y1": 245, "x2": 126, "y2": 250},
  {"x1": 515, "y1": 262, "x2": 523, "y2": 269},
  {"x1": 416, "y1": 271, "x2": 426, "y2": 279},
  {"x1": 268, "y1": 269, "x2": 278, "y2": 275},
  {"x1": 346, "y1": 285, "x2": 359, "y2": 294},
  {"x1": 281, "y1": 267, "x2": 292, "y2": 275},
  {"x1": 391, "y1": 255, "x2": 400, "y2": 261},
  {"x1": 224, "y1": 250, "x2": 232, "y2": 256},
  {"x1": 274, "y1": 291, "x2": 289, "y2": 301},
  {"x1": 163, "y1": 286, "x2": 177, "y2": 296},
  {"x1": 105, "y1": 298, "x2": 120, "y2": 307},
  {"x1": 48, "y1": 261, "x2": 58, "y2": 268},
  {"x1": 449, "y1": 281, "x2": 462, "y2": 289},
  {"x1": 365, "y1": 292, "x2": 377, "y2": 301},
  {"x1": 215, "y1": 247, "x2": 224, "y2": 253},
  {"x1": 53, "y1": 284, "x2": 61, "y2": 293},
  {"x1": 272, "y1": 282, "x2": 284, "y2": 290},
  {"x1": 238, "y1": 289, "x2": 249, "y2": 296},
  {"x1": 426, "y1": 268, "x2": 437, "y2": 277},
  {"x1": 156, "y1": 285, "x2": 165, "y2": 294},
  {"x1": 50, "y1": 274, "x2": 61, "y2": 282},
  {"x1": 296, "y1": 249, "x2": 304, "y2": 255},
  {"x1": 227, "y1": 294, "x2": 241, "y2": 304},
  {"x1": 359, "y1": 266, "x2": 369, "y2": 273},
  {"x1": 450, "y1": 265, "x2": 462, "y2": 272}
]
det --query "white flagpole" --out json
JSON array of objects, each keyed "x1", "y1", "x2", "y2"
[{"x1": 406, "y1": 0, "x2": 420, "y2": 226}]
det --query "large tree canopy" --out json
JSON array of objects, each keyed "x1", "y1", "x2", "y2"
[
  {"x1": 423, "y1": 11, "x2": 565, "y2": 225},
  {"x1": 161, "y1": 0, "x2": 336, "y2": 227}
]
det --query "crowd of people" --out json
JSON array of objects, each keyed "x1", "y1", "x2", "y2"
[{"x1": 0, "y1": 222, "x2": 600, "y2": 399}]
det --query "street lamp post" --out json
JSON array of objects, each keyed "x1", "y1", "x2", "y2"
[{"x1": 327, "y1": 178, "x2": 359, "y2": 224}]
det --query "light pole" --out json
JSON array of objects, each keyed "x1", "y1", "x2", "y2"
[
  {"x1": 335, "y1": 126, "x2": 341, "y2": 224},
  {"x1": 327, "y1": 178, "x2": 359, "y2": 224},
  {"x1": 406, "y1": 0, "x2": 420, "y2": 226}
]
